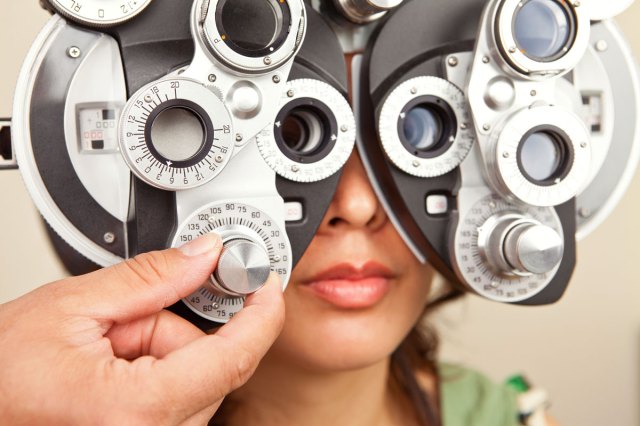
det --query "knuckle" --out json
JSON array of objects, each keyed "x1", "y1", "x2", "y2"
[
  {"x1": 225, "y1": 345, "x2": 260, "y2": 390},
  {"x1": 120, "y1": 251, "x2": 172, "y2": 288}
]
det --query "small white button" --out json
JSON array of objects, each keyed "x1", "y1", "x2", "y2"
[
  {"x1": 284, "y1": 202, "x2": 304, "y2": 222},
  {"x1": 232, "y1": 86, "x2": 261, "y2": 114},
  {"x1": 426, "y1": 195, "x2": 448, "y2": 215}
]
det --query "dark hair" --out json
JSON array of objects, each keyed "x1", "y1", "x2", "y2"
[{"x1": 209, "y1": 287, "x2": 465, "y2": 426}]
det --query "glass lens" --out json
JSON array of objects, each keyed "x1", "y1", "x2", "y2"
[
  {"x1": 513, "y1": 0, "x2": 572, "y2": 60},
  {"x1": 281, "y1": 108, "x2": 326, "y2": 155},
  {"x1": 402, "y1": 106, "x2": 444, "y2": 152},
  {"x1": 220, "y1": 0, "x2": 282, "y2": 52},
  {"x1": 519, "y1": 131, "x2": 565, "y2": 182},
  {"x1": 151, "y1": 107, "x2": 205, "y2": 162}
]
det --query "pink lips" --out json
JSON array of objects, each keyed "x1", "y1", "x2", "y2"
[{"x1": 302, "y1": 262, "x2": 395, "y2": 309}]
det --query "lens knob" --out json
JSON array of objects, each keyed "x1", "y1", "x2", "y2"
[
  {"x1": 479, "y1": 214, "x2": 564, "y2": 276},
  {"x1": 504, "y1": 223, "x2": 564, "y2": 275},
  {"x1": 213, "y1": 239, "x2": 272, "y2": 296},
  {"x1": 334, "y1": 0, "x2": 404, "y2": 23}
]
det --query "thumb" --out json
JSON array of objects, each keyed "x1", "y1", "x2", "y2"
[{"x1": 60, "y1": 233, "x2": 223, "y2": 323}]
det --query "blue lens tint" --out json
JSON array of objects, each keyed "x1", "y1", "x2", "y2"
[
  {"x1": 513, "y1": 0, "x2": 572, "y2": 60},
  {"x1": 519, "y1": 131, "x2": 564, "y2": 182},
  {"x1": 403, "y1": 106, "x2": 443, "y2": 151}
]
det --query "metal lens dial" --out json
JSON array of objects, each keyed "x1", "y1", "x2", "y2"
[
  {"x1": 172, "y1": 202, "x2": 291, "y2": 323},
  {"x1": 47, "y1": 0, "x2": 154, "y2": 27},
  {"x1": 119, "y1": 78, "x2": 234, "y2": 191},
  {"x1": 200, "y1": 0, "x2": 306, "y2": 72},
  {"x1": 257, "y1": 79, "x2": 356, "y2": 182},
  {"x1": 453, "y1": 194, "x2": 563, "y2": 303},
  {"x1": 495, "y1": 0, "x2": 588, "y2": 76},
  {"x1": 378, "y1": 76, "x2": 474, "y2": 178},
  {"x1": 513, "y1": 0, "x2": 574, "y2": 61},
  {"x1": 489, "y1": 106, "x2": 590, "y2": 206},
  {"x1": 217, "y1": 0, "x2": 287, "y2": 56}
]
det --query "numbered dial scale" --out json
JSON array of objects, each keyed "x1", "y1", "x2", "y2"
[
  {"x1": 452, "y1": 194, "x2": 564, "y2": 303},
  {"x1": 119, "y1": 78, "x2": 234, "y2": 191},
  {"x1": 46, "y1": 0, "x2": 154, "y2": 27},
  {"x1": 172, "y1": 202, "x2": 292, "y2": 323}
]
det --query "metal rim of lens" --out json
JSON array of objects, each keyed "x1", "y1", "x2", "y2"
[
  {"x1": 512, "y1": 0, "x2": 576, "y2": 62},
  {"x1": 274, "y1": 100, "x2": 336, "y2": 164},
  {"x1": 396, "y1": 95, "x2": 458, "y2": 159},
  {"x1": 492, "y1": 105, "x2": 591, "y2": 206},
  {"x1": 378, "y1": 76, "x2": 475, "y2": 178},
  {"x1": 146, "y1": 102, "x2": 211, "y2": 165},
  {"x1": 495, "y1": 0, "x2": 590, "y2": 77},
  {"x1": 215, "y1": 0, "x2": 289, "y2": 58},
  {"x1": 200, "y1": 0, "x2": 306, "y2": 73},
  {"x1": 256, "y1": 79, "x2": 356, "y2": 183},
  {"x1": 516, "y1": 127, "x2": 574, "y2": 186}
]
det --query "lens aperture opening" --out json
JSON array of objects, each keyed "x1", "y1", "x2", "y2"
[
  {"x1": 216, "y1": 0, "x2": 290, "y2": 58},
  {"x1": 275, "y1": 99, "x2": 337, "y2": 164},
  {"x1": 513, "y1": 0, "x2": 575, "y2": 62},
  {"x1": 398, "y1": 96, "x2": 457, "y2": 159},
  {"x1": 517, "y1": 129, "x2": 572, "y2": 185},
  {"x1": 150, "y1": 107, "x2": 206, "y2": 162}
]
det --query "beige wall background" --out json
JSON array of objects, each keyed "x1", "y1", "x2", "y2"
[{"x1": 1, "y1": 2, "x2": 639, "y2": 425}]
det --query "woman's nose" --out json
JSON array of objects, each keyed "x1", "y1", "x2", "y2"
[{"x1": 318, "y1": 152, "x2": 387, "y2": 233}]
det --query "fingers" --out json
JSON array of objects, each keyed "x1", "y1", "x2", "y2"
[
  {"x1": 148, "y1": 273, "x2": 285, "y2": 410},
  {"x1": 106, "y1": 310, "x2": 205, "y2": 359},
  {"x1": 62, "y1": 234, "x2": 223, "y2": 323}
]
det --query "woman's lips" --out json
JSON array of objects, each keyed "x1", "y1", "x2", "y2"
[{"x1": 301, "y1": 262, "x2": 395, "y2": 309}]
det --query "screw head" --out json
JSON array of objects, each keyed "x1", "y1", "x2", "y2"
[
  {"x1": 291, "y1": 165, "x2": 300, "y2": 173},
  {"x1": 482, "y1": 56, "x2": 490, "y2": 64},
  {"x1": 264, "y1": 56, "x2": 272, "y2": 65},
  {"x1": 502, "y1": 151, "x2": 510, "y2": 158},
  {"x1": 580, "y1": 142, "x2": 587, "y2": 148},
  {"x1": 530, "y1": 90, "x2": 537, "y2": 97},
  {"x1": 213, "y1": 303, "x2": 220, "y2": 310},
  {"x1": 595, "y1": 40, "x2": 608, "y2": 52},
  {"x1": 235, "y1": 134, "x2": 243, "y2": 143},
  {"x1": 287, "y1": 89, "x2": 295, "y2": 98},
  {"x1": 272, "y1": 75, "x2": 281, "y2": 84},
  {"x1": 67, "y1": 46, "x2": 81, "y2": 58},
  {"x1": 144, "y1": 95, "x2": 153, "y2": 103},
  {"x1": 273, "y1": 255, "x2": 282, "y2": 262},
  {"x1": 483, "y1": 124, "x2": 491, "y2": 131},
  {"x1": 447, "y1": 56, "x2": 459, "y2": 67},
  {"x1": 412, "y1": 160, "x2": 420, "y2": 168},
  {"x1": 410, "y1": 87, "x2": 418, "y2": 95},
  {"x1": 215, "y1": 155, "x2": 224, "y2": 163},
  {"x1": 340, "y1": 125, "x2": 349, "y2": 133},
  {"x1": 460, "y1": 123, "x2": 468, "y2": 130},
  {"x1": 103, "y1": 232, "x2": 115, "y2": 244},
  {"x1": 208, "y1": 74, "x2": 217, "y2": 83}
]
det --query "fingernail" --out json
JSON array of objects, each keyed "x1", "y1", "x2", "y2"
[{"x1": 178, "y1": 233, "x2": 221, "y2": 257}]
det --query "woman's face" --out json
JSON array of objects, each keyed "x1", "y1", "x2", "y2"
[{"x1": 267, "y1": 152, "x2": 438, "y2": 372}]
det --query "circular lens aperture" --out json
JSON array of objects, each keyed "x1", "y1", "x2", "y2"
[
  {"x1": 151, "y1": 107, "x2": 205, "y2": 162},
  {"x1": 397, "y1": 96, "x2": 457, "y2": 159},
  {"x1": 281, "y1": 108, "x2": 326, "y2": 155},
  {"x1": 513, "y1": 0, "x2": 574, "y2": 61},
  {"x1": 402, "y1": 106, "x2": 444, "y2": 151},
  {"x1": 217, "y1": 0, "x2": 287, "y2": 57},
  {"x1": 518, "y1": 131, "x2": 571, "y2": 184},
  {"x1": 274, "y1": 98, "x2": 338, "y2": 164}
]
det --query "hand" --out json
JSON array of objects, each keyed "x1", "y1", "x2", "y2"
[{"x1": 0, "y1": 234, "x2": 285, "y2": 425}]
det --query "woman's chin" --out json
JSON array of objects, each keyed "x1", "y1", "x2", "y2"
[{"x1": 270, "y1": 311, "x2": 404, "y2": 372}]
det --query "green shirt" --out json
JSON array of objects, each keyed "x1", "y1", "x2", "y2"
[{"x1": 440, "y1": 364, "x2": 520, "y2": 426}]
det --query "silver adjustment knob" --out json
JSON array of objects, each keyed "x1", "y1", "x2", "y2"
[
  {"x1": 333, "y1": 0, "x2": 404, "y2": 23},
  {"x1": 213, "y1": 239, "x2": 271, "y2": 296},
  {"x1": 478, "y1": 214, "x2": 564, "y2": 276},
  {"x1": 503, "y1": 224, "x2": 564, "y2": 275}
]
